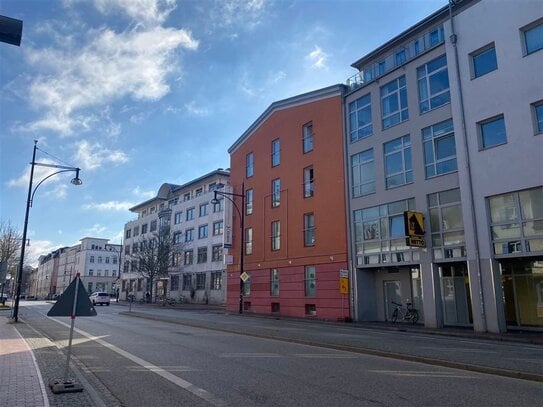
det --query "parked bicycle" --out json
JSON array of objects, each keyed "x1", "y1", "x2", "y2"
[{"x1": 391, "y1": 301, "x2": 419, "y2": 324}]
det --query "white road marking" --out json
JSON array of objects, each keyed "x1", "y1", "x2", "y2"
[
  {"x1": 48, "y1": 317, "x2": 226, "y2": 407},
  {"x1": 295, "y1": 353, "x2": 363, "y2": 359},
  {"x1": 369, "y1": 370, "x2": 476, "y2": 379},
  {"x1": 220, "y1": 352, "x2": 282, "y2": 358}
]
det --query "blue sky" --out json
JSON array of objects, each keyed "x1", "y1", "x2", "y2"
[{"x1": 1, "y1": 0, "x2": 445, "y2": 266}]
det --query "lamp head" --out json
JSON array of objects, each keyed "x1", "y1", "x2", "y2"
[{"x1": 70, "y1": 168, "x2": 82, "y2": 185}]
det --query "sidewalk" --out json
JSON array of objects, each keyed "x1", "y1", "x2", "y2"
[{"x1": 0, "y1": 311, "x2": 49, "y2": 407}]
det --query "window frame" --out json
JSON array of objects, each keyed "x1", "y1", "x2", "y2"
[
  {"x1": 272, "y1": 178, "x2": 281, "y2": 208},
  {"x1": 351, "y1": 148, "x2": 375, "y2": 197},
  {"x1": 246, "y1": 152, "x2": 254, "y2": 178},
  {"x1": 349, "y1": 93, "x2": 373, "y2": 142},
  {"x1": 270, "y1": 269, "x2": 279, "y2": 297},
  {"x1": 417, "y1": 54, "x2": 450, "y2": 113},
  {"x1": 246, "y1": 189, "x2": 253, "y2": 215},
  {"x1": 532, "y1": 100, "x2": 543, "y2": 135},
  {"x1": 303, "y1": 166, "x2": 314, "y2": 198},
  {"x1": 470, "y1": 43, "x2": 498, "y2": 79},
  {"x1": 478, "y1": 114, "x2": 507, "y2": 150},
  {"x1": 304, "y1": 213, "x2": 315, "y2": 247},
  {"x1": 381, "y1": 75, "x2": 409, "y2": 130},
  {"x1": 302, "y1": 122, "x2": 314, "y2": 153},
  {"x1": 271, "y1": 221, "x2": 280, "y2": 251},
  {"x1": 271, "y1": 139, "x2": 280, "y2": 167},
  {"x1": 422, "y1": 119, "x2": 457, "y2": 178},
  {"x1": 521, "y1": 18, "x2": 543, "y2": 56},
  {"x1": 245, "y1": 227, "x2": 253, "y2": 255},
  {"x1": 384, "y1": 135, "x2": 413, "y2": 189}
]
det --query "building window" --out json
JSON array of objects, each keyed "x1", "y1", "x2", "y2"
[
  {"x1": 246, "y1": 189, "x2": 253, "y2": 215},
  {"x1": 125, "y1": 229, "x2": 131, "y2": 239},
  {"x1": 186, "y1": 207, "x2": 195, "y2": 221},
  {"x1": 133, "y1": 226, "x2": 139, "y2": 236},
  {"x1": 384, "y1": 135, "x2": 412, "y2": 188},
  {"x1": 304, "y1": 213, "x2": 315, "y2": 246},
  {"x1": 489, "y1": 187, "x2": 543, "y2": 255},
  {"x1": 197, "y1": 247, "x2": 207, "y2": 263},
  {"x1": 213, "y1": 199, "x2": 224, "y2": 213},
  {"x1": 195, "y1": 188, "x2": 203, "y2": 197},
  {"x1": 272, "y1": 179, "x2": 281, "y2": 208},
  {"x1": 270, "y1": 269, "x2": 279, "y2": 296},
  {"x1": 428, "y1": 189, "x2": 466, "y2": 260},
  {"x1": 532, "y1": 100, "x2": 543, "y2": 134},
  {"x1": 213, "y1": 221, "x2": 223, "y2": 236},
  {"x1": 423, "y1": 119, "x2": 457, "y2": 178},
  {"x1": 185, "y1": 228, "x2": 194, "y2": 242},
  {"x1": 182, "y1": 274, "x2": 192, "y2": 290},
  {"x1": 174, "y1": 231, "x2": 182, "y2": 244},
  {"x1": 349, "y1": 93, "x2": 372, "y2": 142},
  {"x1": 90, "y1": 255, "x2": 95, "y2": 263},
  {"x1": 97, "y1": 256, "x2": 102, "y2": 263},
  {"x1": 199, "y1": 203, "x2": 208, "y2": 217},
  {"x1": 522, "y1": 19, "x2": 543, "y2": 55},
  {"x1": 198, "y1": 224, "x2": 208, "y2": 239},
  {"x1": 174, "y1": 212, "x2": 182, "y2": 224},
  {"x1": 172, "y1": 252, "x2": 181, "y2": 267},
  {"x1": 196, "y1": 273, "x2": 206, "y2": 290},
  {"x1": 132, "y1": 243, "x2": 138, "y2": 254},
  {"x1": 211, "y1": 272, "x2": 222, "y2": 290},
  {"x1": 303, "y1": 166, "x2": 314, "y2": 198},
  {"x1": 271, "y1": 139, "x2": 280, "y2": 167},
  {"x1": 246, "y1": 152, "x2": 254, "y2": 178},
  {"x1": 183, "y1": 193, "x2": 191, "y2": 202},
  {"x1": 381, "y1": 75, "x2": 408, "y2": 129},
  {"x1": 245, "y1": 228, "x2": 253, "y2": 255},
  {"x1": 184, "y1": 250, "x2": 193, "y2": 265},
  {"x1": 212, "y1": 245, "x2": 223, "y2": 262},
  {"x1": 170, "y1": 275, "x2": 179, "y2": 291},
  {"x1": 417, "y1": 54, "x2": 450, "y2": 113},
  {"x1": 353, "y1": 198, "x2": 416, "y2": 266},
  {"x1": 112, "y1": 257, "x2": 117, "y2": 265},
  {"x1": 124, "y1": 246, "x2": 130, "y2": 255},
  {"x1": 351, "y1": 148, "x2": 375, "y2": 197},
  {"x1": 305, "y1": 266, "x2": 316, "y2": 297},
  {"x1": 150, "y1": 220, "x2": 157, "y2": 232},
  {"x1": 479, "y1": 115, "x2": 507, "y2": 149},
  {"x1": 303, "y1": 122, "x2": 313, "y2": 153},
  {"x1": 141, "y1": 223, "x2": 148, "y2": 234},
  {"x1": 271, "y1": 221, "x2": 280, "y2": 251},
  {"x1": 243, "y1": 272, "x2": 251, "y2": 296},
  {"x1": 471, "y1": 44, "x2": 498, "y2": 78}
]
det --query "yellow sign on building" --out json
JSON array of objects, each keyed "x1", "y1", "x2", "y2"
[
  {"x1": 339, "y1": 277, "x2": 349, "y2": 294},
  {"x1": 404, "y1": 211, "x2": 426, "y2": 247}
]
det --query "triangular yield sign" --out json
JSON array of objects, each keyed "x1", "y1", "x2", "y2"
[{"x1": 47, "y1": 277, "x2": 97, "y2": 317}]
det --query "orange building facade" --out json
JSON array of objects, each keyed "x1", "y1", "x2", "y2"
[{"x1": 226, "y1": 85, "x2": 350, "y2": 320}]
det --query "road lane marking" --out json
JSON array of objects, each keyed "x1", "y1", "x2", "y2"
[
  {"x1": 48, "y1": 317, "x2": 226, "y2": 407},
  {"x1": 295, "y1": 353, "x2": 364, "y2": 359},
  {"x1": 369, "y1": 370, "x2": 476, "y2": 379},
  {"x1": 220, "y1": 352, "x2": 282, "y2": 358}
]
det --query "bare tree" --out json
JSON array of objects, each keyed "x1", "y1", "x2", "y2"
[
  {"x1": 128, "y1": 228, "x2": 183, "y2": 302},
  {"x1": 0, "y1": 221, "x2": 21, "y2": 270}
]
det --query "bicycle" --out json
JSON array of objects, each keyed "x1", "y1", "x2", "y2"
[{"x1": 391, "y1": 301, "x2": 419, "y2": 324}]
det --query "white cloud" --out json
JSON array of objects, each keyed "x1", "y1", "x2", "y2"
[
  {"x1": 94, "y1": 0, "x2": 177, "y2": 26},
  {"x1": 132, "y1": 186, "x2": 155, "y2": 199},
  {"x1": 207, "y1": 0, "x2": 268, "y2": 32},
  {"x1": 184, "y1": 101, "x2": 210, "y2": 117},
  {"x1": 24, "y1": 239, "x2": 59, "y2": 267},
  {"x1": 308, "y1": 46, "x2": 328, "y2": 69},
  {"x1": 82, "y1": 223, "x2": 108, "y2": 236},
  {"x1": 7, "y1": 158, "x2": 64, "y2": 189},
  {"x1": 19, "y1": 17, "x2": 198, "y2": 136},
  {"x1": 82, "y1": 201, "x2": 135, "y2": 211},
  {"x1": 74, "y1": 140, "x2": 129, "y2": 171}
]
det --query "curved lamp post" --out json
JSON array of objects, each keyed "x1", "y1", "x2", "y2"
[
  {"x1": 210, "y1": 182, "x2": 245, "y2": 314},
  {"x1": 11, "y1": 140, "x2": 82, "y2": 322}
]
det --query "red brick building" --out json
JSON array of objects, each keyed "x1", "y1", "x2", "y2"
[{"x1": 226, "y1": 85, "x2": 350, "y2": 320}]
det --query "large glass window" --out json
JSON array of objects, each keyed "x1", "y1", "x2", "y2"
[
  {"x1": 428, "y1": 189, "x2": 465, "y2": 260},
  {"x1": 381, "y1": 75, "x2": 408, "y2": 129},
  {"x1": 270, "y1": 269, "x2": 279, "y2": 296},
  {"x1": 211, "y1": 272, "x2": 222, "y2": 290},
  {"x1": 522, "y1": 20, "x2": 543, "y2": 55},
  {"x1": 213, "y1": 221, "x2": 223, "y2": 236},
  {"x1": 303, "y1": 166, "x2": 314, "y2": 198},
  {"x1": 423, "y1": 119, "x2": 457, "y2": 178},
  {"x1": 272, "y1": 179, "x2": 281, "y2": 207},
  {"x1": 212, "y1": 245, "x2": 223, "y2": 262},
  {"x1": 303, "y1": 122, "x2": 313, "y2": 153},
  {"x1": 489, "y1": 187, "x2": 543, "y2": 255},
  {"x1": 349, "y1": 93, "x2": 373, "y2": 142},
  {"x1": 417, "y1": 54, "x2": 450, "y2": 113},
  {"x1": 353, "y1": 198, "x2": 417, "y2": 266},
  {"x1": 186, "y1": 207, "x2": 195, "y2": 221},
  {"x1": 271, "y1": 139, "x2": 280, "y2": 167},
  {"x1": 479, "y1": 115, "x2": 507, "y2": 149},
  {"x1": 174, "y1": 212, "x2": 182, "y2": 224},
  {"x1": 199, "y1": 203, "x2": 208, "y2": 217},
  {"x1": 471, "y1": 44, "x2": 498, "y2": 78},
  {"x1": 197, "y1": 247, "x2": 207, "y2": 263},
  {"x1": 351, "y1": 148, "x2": 375, "y2": 197},
  {"x1": 182, "y1": 274, "x2": 192, "y2": 290},
  {"x1": 305, "y1": 266, "x2": 316, "y2": 296},
  {"x1": 196, "y1": 273, "x2": 206, "y2": 290},
  {"x1": 245, "y1": 228, "x2": 253, "y2": 255},
  {"x1": 198, "y1": 224, "x2": 208, "y2": 239},
  {"x1": 271, "y1": 221, "x2": 280, "y2": 251},
  {"x1": 184, "y1": 250, "x2": 193, "y2": 265},
  {"x1": 246, "y1": 152, "x2": 254, "y2": 178},
  {"x1": 185, "y1": 228, "x2": 194, "y2": 242},
  {"x1": 304, "y1": 213, "x2": 315, "y2": 246},
  {"x1": 384, "y1": 135, "x2": 412, "y2": 188}
]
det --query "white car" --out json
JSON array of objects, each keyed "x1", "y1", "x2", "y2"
[{"x1": 89, "y1": 291, "x2": 110, "y2": 306}]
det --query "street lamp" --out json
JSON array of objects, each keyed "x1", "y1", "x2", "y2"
[
  {"x1": 11, "y1": 140, "x2": 82, "y2": 322},
  {"x1": 210, "y1": 182, "x2": 245, "y2": 314}
]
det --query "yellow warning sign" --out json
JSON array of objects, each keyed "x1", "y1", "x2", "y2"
[
  {"x1": 339, "y1": 277, "x2": 349, "y2": 294},
  {"x1": 404, "y1": 211, "x2": 425, "y2": 237},
  {"x1": 240, "y1": 272, "x2": 249, "y2": 282}
]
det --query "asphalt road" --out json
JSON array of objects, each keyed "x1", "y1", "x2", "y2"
[{"x1": 15, "y1": 302, "x2": 543, "y2": 406}]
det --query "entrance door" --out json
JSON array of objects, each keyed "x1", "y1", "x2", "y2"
[
  {"x1": 440, "y1": 263, "x2": 472, "y2": 326},
  {"x1": 384, "y1": 280, "x2": 401, "y2": 321}
]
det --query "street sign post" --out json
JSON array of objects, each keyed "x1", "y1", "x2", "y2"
[{"x1": 47, "y1": 273, "x2": 96, "y2": 394}]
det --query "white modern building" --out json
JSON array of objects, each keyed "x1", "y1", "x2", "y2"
[
  {"x1": 344, "y1": 0, "x2": 542, "y2": 332},
  {"x1": 121, "y1": 169, "x2": 230, "y2": 304}
]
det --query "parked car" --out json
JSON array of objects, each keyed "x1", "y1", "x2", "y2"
[{"x1": 89, "y1": 291, "x2": 110, "y2": 306}]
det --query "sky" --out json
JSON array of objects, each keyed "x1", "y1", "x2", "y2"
[{"x1": 1, "y1": 0, "x2": 446, "y2": 267}]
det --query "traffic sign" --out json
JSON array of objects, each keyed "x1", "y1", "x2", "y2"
[
  {"x1": 339, "y1": 277, "x2": 349, "y2": 294},
  {"x1": 47, "y1": 276, "x2": 96, "y2": 317},
  {"x1": 240, "y1": 271, "x2": 249, "y2": 282},
  {"x1": 404, "y1": 211, "x2": 425, "y2": 237}
]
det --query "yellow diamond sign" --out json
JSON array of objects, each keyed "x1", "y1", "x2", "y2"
[{"x1": 240, "y1": 272, "x2": 249, "y2": 282}]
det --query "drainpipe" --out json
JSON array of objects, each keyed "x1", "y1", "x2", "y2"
[{"x1": 448, "y1": 0, "x2": 487, "y2": 331}]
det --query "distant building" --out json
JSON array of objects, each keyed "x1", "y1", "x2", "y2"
[
  {"x1": 121, "y1": 169, "x2": 230, "y2": 304},
  {"x1": 343, "y1": 0, "x2": 542, "y2": 332},
  {"x1": 33, "y1": 238, "x2": 122, "y2": 299},
  {"x1": 227, "y1": 85, "x2": 349, "y2": 319}
]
